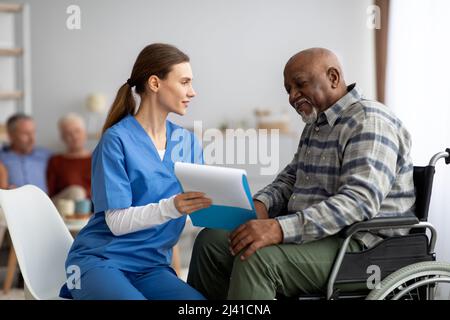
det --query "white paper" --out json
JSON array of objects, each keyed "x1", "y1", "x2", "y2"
[{"x1": 174, "y1": 162, "x2": 252, "y2": 210}]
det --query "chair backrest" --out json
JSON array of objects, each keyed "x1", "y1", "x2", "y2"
[
  {"x1": 0, "y1": 185, "x2": 73, "y2": 299},
  {"x1": 413, "y1": 166, "x2": 436, "y2": 221}
]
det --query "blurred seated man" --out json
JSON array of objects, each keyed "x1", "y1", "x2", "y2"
[
  {"x1": 47, "y1": 113, "x2": 91, "y2": 204},
  {"x1": 0, "y1": 114, "x2": 51, "y2": 192}
]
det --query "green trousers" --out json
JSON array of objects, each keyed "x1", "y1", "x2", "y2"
[{"x1": 187, "y1": 228, "x2": 362, "y2": 300}]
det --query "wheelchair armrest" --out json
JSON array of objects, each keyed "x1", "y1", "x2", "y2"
[{"x1": 341, "y1": 216, "x2": 419, "y2": 238}]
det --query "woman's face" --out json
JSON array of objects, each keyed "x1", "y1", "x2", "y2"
[{"x1": 157, "y1": 62, "x2": 196, "y2": 115}]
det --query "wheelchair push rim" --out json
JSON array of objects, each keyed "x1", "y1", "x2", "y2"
[{"x1": 366, "y1": 261, "x2": 450, "y2": 300}]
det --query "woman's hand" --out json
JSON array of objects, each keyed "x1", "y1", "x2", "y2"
[{"x1": 174, "y1": 192, "x2": 212, "y2": 214}]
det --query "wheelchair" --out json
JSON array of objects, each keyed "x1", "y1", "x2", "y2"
[{"x1": 300, "y1": 148, "x2": 450, "y2": 300}]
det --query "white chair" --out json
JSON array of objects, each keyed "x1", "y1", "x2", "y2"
[{"x1": 0, "y1": 185, "x2": 73, "y2": 300}]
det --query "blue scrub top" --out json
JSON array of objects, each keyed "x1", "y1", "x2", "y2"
[{"x1": 65, "y1": 115, "x2": 203, "y2": 275}]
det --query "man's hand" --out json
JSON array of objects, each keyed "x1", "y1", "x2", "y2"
[
  {"x1": 174, "y1": 192, "x2": 212, "y2": 214},
  {"x1": 229, "y1": 219, "x2": 283, "y2": 260},
  {"x1": 253, "y1": 200, "x2": 269, "y2": 219}
]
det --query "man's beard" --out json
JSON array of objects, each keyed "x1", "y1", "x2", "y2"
[{"x1": 298, "y1": 105, "x2": 318, "y2": 124}]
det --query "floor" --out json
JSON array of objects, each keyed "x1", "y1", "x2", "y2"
[
  {"x1": 0, "y1": 268, "x2": 190, "y2": 300},
  {"x1": 0, "y1": 288, "x2": 24, "y2": 300}
]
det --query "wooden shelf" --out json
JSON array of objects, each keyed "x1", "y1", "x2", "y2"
[
  {"x1": 0, "y1": 91, "x2": 24, "y2": 100},
  {"x1": 0, "y1": 4, "x2": 23, "y2": 13},
  {"x1": 0, "y1": 48, "x2": 23, "y2": 56}
]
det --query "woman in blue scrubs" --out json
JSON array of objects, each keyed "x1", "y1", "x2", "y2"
[{"x1": 61, "y1": 43, "x2": 212, "y2": 300}]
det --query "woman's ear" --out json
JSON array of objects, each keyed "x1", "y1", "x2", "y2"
[
  {"x1": 147, "y1": 75, "x2": 160, "y2": 93},
  {"x1": 327, "y1": 67, "x2": 340, "y2": 89}
]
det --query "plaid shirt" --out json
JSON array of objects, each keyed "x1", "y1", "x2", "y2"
[{"x1": 254, "y1": 84, "x2": 415, "y2": 248}]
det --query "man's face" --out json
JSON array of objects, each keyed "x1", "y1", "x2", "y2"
[
  {"x1": 283, "y1": 57, "x2": 333, "y2": 124},
  {"x1": 8, "y1": 119, "x2": 36, "y2": 154}
]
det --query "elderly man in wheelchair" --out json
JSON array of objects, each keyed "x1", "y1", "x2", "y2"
[{"x1": 187, "y1": 48, "x2": 450, "y2": 300}]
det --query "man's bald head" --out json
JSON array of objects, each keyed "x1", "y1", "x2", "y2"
[
  {"x1": 285, "y1": 48, "x2": 344, "y2": 80},
  {"x1": 283, "y1": 48, "x2": 348, "y2": 121}
]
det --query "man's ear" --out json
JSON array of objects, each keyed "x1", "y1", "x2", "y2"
[
  {"x1": 147, "y1": 75, "x2": 160, "y2": 93},
  {"x1": 327, "y1": 67, "x2": 340, "y2": 89}
]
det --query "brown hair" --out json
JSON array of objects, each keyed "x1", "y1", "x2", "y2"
[
  {"x1": 102, "y1": 43, "x2": 190, "y2": 133},
  {"x1": 6, "y1": 113, "x2": 33, "y2": 132}
]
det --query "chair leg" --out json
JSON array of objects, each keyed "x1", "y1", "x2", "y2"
[
  {"x1": 3, "y1": 246, "x2": 17, "y2": 294},
  {"x1": 172, "y1": 244, "x2": 182, "y2": 277},
  {"x1": 0, "y1": 224, "x2": 6, "y2": 249}
]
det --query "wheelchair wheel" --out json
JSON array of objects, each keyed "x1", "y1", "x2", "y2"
[{"x1": 366, "y1": 261, "x2": 450, "y2": 300}]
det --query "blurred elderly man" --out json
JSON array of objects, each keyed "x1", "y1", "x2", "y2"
[
  {"x1": 188, "y1": 48, "x2": 415, "y2": 299},
  {"x1": 0, "y1": 114, "x2": 52, "y2": 192},
  {"x1": 47, "y1": 113, "x2": 91, "y2": 203}
]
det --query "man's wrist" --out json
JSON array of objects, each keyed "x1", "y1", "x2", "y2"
[
  {"x1": 271, "y1": 219, "x2": 284, "y2": 244},
  {"x1": 275, "y1": 213, "x2": 304, "y2": 244},
  {"x1": 253, "y1": 194, "x2": 271, "y2": 212},
  {"x1": 253, "y1": 199, "x2": 269, "y2": 219}
]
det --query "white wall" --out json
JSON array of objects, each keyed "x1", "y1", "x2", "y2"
[{"x1": 2, "y1": 0, "x2": 375, "y2": 151}]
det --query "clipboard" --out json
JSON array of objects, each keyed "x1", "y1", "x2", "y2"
[{"x1": 174, "y1": 162, "x2": 256, "y2": 230}]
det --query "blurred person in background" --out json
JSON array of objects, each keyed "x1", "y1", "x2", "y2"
[
  {"x1": 0, "y1": 113, "x2": 51, "y2": 192},
  {"x1": 47, "y1": 113, "x2": 91, "y2": 203}
]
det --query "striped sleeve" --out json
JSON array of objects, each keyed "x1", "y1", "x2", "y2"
[
  {"x1": 253, "y1": 148, "x2": 300, "y2": 218},
  {"x1": 277, "y1": 113, "x2": 400, "y2": 243}
]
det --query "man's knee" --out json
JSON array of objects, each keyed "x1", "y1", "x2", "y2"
[
  {"x1": 232, "y1": 246, "x2": 273, "y2": 275},
  {"x1": 192, "y1": 228, "x2": 229, "y2": 255}
]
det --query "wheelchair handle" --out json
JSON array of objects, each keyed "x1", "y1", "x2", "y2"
[{"x1": 429, "y1": 149, "x2": 450, "y2": 166}]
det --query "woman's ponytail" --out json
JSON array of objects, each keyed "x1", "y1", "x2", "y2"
[{"x1": 102, "y1": 82, "x2": 136, "y2": 134}]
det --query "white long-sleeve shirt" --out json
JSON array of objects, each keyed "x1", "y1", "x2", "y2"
[
  {"x1": 105, "y1": 149, "x2": 184, "y2": 236},
  {"x1": 105, "y1": 195, "x2": 182, "y2": 236}
]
